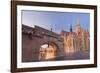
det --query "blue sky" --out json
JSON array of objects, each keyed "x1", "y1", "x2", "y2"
[{"x1": 22, "y1": 10, "x2": 90, "y2": 34}]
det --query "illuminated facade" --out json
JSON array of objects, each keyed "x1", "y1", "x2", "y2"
[{"x1": 61, "y1": 18, "x2": 90, "y2": 53}]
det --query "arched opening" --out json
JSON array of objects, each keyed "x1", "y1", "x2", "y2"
[{"x1": 38, "y1": 42, "x2": 58, "y2": 61}]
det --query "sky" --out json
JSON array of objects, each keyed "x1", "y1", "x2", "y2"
[{"x1": 22, "y1": 10, "x2": 90, "y2": 34}]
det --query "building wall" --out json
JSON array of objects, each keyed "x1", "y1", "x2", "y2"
[{"x1": 61, "y1": 19, "x2": 90, "y2": 53}]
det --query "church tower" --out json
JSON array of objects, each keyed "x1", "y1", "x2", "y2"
[{"x1": 76, "y1": 17, "x2": 81, "y2": 35}]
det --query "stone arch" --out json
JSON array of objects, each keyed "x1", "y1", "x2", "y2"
[{"x1": 38, "y1": 41, "x2": 59, "y2": 61}]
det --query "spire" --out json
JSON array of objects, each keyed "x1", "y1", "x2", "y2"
[
  {"x1": 76, "y1": 17, "x2": 81, "y2": 33},
  {"x1": 70, "y1": 24, "x2": 73, "y2": 32},
  {"x1": 76, "y1": 17, "x2": 80, "y2": 26}
]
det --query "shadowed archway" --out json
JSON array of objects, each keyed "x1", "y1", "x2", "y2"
[{"x1": 39, "y1": 42, "x2": 59, "y2": 61}]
